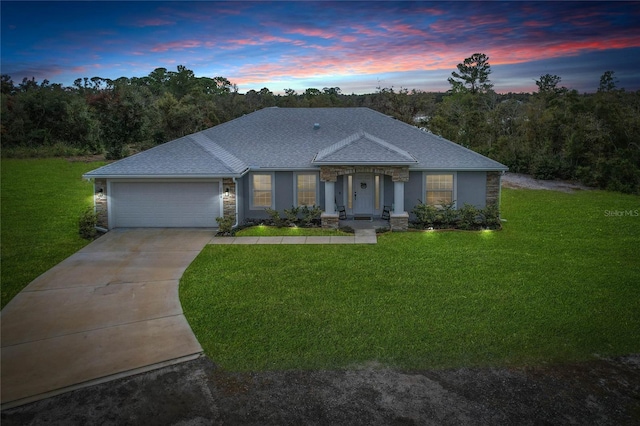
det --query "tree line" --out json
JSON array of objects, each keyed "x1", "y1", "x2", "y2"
[{"x1": 1, "y1": 56, "x2": 638, "y2": 194}]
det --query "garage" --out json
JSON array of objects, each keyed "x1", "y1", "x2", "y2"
[{"x1": 110, "y1": 181, "x2": 221, "y2": 228}]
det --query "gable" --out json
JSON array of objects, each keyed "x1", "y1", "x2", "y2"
[{"x1": 313, "y1": 131, "x2": 417, "y2": 165}]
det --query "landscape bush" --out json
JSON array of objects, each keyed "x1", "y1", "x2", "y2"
[
  {"x1": 411, "y1": 201, "x2": 501, "y2": 230},
  {"x1": 215, "y1": 215, "x2": 236, "y2": 235},
  {"x1": 78, "y1": 206, "x2": 98, "y2": 239}
]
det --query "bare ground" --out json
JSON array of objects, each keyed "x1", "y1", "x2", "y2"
[
  {"x1": 2, "y1": 354, "x2": 639, "y2": 425},
  {"x1": 4, "y1": 173, "x2": 637, "y2": 425},
  {"x1": 501, "y1": 172, "x2": 593, "y2": 193}
]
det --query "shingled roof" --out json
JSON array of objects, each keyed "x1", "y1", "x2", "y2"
[{"x1": 84, "y1": 107, "x2": 507, "y2": 178}]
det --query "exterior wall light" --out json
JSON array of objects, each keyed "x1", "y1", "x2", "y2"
[
  {"x1": 225, "y1": 187, "x2": 230, "y2": 197},
  {"x1": 96, "y1": 188, "x2": 105, "y2": 200}
]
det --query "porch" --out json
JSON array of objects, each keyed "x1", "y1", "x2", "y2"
[
  {"x1": 319, "y1": 165, "x2": 410, "y2": 231},
  {"x1": 339, "y1": 218, "x2": 390, "y2": 230}
]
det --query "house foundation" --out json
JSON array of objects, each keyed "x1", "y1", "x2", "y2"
[
  {"x1": 321, "y1": 213, "x2": 340, "y2": 229},
  {"x1": 390, "y1": 212, "x2": 409, "y2": 231}
]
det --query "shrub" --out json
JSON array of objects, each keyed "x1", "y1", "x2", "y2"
[
  {"x1": 412, "y1": 202, "x2": 438, "y2": 228},
  {"x1": 482, "y1": 204, "x2": 502, "y2": 229},
  {"x1": 216, "y1": 215, "x2": 236, "y2": 235},
  {"x1": 265, "y1": 208, "x2": 286, "y2": 227},
  {"x1": 457, "y1": 203, "x2": 481, "y2": 230},
  {"x1": 439, "y1": 201, "x2": 458, "y2": 228},
  {"x1": 78, "y1": 207, "x2": 98, "y2": 240},
  {"x1": 283, "y1": 206, "x2": 301, "y2": 225},
  {"x1": 411, "y1": 201, "x2": 501, "y2": 230},
  {"x1": 300, "y1": 205, "x2": 322, "y2": 226}
]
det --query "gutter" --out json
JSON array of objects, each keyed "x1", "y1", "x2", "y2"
[{"x1": 81, "y1": 173, "x2": 247, "y2": 180}]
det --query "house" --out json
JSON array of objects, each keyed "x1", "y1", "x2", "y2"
[{"x1": 83, "y1": 107, "x2": 508, "y2": 231}]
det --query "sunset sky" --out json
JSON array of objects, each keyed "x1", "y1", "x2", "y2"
[{"x1": 2, "y1": 1, "x2": 639, "y2": 94}]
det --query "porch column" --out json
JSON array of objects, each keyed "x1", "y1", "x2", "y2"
[
  {"x1": 321, "y1": 180, "x2": 339, "y2": 229},
  {"x1": 393, "y1": 181, "x2": 405, "y2": 214},
  {"x1": 324, "y1": 181, "x2": 336, "y2": 214}
]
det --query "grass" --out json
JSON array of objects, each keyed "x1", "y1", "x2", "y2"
[
  {"x1": 1, "y1": 158, "x2": 105, "y2": 308},
  {"x1": 235, "y1": 226, "x2": 351, "y2": 237},
  {"x1": 180, "y1": 188, "x2": 640, "y2": 371}
]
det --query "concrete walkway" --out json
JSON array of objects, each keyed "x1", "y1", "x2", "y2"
[
  {"x1": 210, "y1": 229, "x2": 377, "y2": 245},
  {"x1": 1, "y1": 227, "x2": 378, "y2": 409},
  {"x1": 0, "y1": 228, "x2": 211, "y2": 408}
]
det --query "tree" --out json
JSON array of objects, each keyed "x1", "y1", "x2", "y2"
[
  {"x1": 1, "y1": 74, "x2": 15, "y2": 95},
  {"x1": 447, "y1": 53, "x2": 493, "y2": 94},
  {"x1": 598, "y1": 70, "x2": 619, "y2": 93},
  {"x1": 535, "y1": 74, "x2": 565, "y2": 94}
]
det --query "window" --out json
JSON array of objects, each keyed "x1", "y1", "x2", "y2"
[
  {"x1": 426, "y1": 174, "x2": 454, "y2": 206},
  {"x1": 252, "y1": 174, "x2": 273, "y2": 208},
  {"x1": 296, "y1": 174, "x2": 317, "y2": 206}
]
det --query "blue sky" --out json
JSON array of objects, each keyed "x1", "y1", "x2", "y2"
[{"x1": 2, "y1": 1, "x2": 639, "y2": 94}]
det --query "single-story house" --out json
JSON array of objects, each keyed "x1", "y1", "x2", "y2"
[{"x1": 83, "y1": 107, "x2": 508, "y2": 231}]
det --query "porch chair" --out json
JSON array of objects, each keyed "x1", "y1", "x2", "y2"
[
  {"x1": 337, "y1": 205, "x2": 347, "y2": 220},
  {"x1": 381, "y1": 205, "x2": 391, "y2": 220}
]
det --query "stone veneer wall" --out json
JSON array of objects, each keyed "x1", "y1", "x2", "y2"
[
  {"x1": 222, "y1": 178, "x2": 236, "y2": 219},
  {"x1": 94, "y1": 178, "x2": 108, "y2": 229},
  {"x1": 321, "y1": 213, "x2": 339, "y2": 229},
  {"x1": 486, "y1": 172, "x2": 501, "y2": 207},
  {"x1": 390, "y1": 213, "x2": 409, "y2": 231},
  {"x1": 320, "y1": 166, "x2": 409, "y2": 182}
]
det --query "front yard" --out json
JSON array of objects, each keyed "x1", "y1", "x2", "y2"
[
  {"x1": 181, "y1": 188, "x2": 640, "y2": 371},
  {"x1": 1, "y1": 159, "x2": 104, "y2": 308},
  {"x1": 2, "y1": 158, "x2": 638, "y2": 372}
]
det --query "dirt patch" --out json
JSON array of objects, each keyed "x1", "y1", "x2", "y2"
[
  {"x1": 2, "y1": 355, "x2": 638, "y2": 425},
  {"x1": 502, "y1": 172, "x2": 593, "y2": 193}
]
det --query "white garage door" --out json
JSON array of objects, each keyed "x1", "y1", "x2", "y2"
[{"x1": 111, "y1": 181, "x2": 220, "y2": 228}]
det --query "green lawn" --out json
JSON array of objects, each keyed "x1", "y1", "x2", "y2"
[
  {"x1": 1, "y1": 158, "x2": 104, "y2": 308},
  {"x1": 181, "y1": 188, "x2": 640, "y2": 371},
  {"x1": 235, "y1": 226, "x2": 351, "y2": 237}
]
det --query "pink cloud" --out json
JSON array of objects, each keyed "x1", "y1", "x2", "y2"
[
  {"x1": 150, "y1": 40, "x2": 204, "y2": 52},
  {"x1": 379, "y1": 22, "x2": 429, "y2": 37},
  {"x1": 135, "y1": 18, "x2": 174, "y2": 27},
  {"x1": 522, "y1": 20, "x2": 552, "y2": 28},
  {"x1": 414, "y1": 7, "x2": 446, "y2": 16}
]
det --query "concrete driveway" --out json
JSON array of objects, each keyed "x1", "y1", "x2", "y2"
[{"x1": 1, "y1": 228, "x2": 212, "y2": 408}]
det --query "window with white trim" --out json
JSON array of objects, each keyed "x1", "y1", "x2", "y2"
[
  {"x1": 426, "y1": 174, "x2": 454, "y2": 206},
  {"x1": 251, "y1": 173, "x2": 273, "y2": 208},
  {"x1": 296, "y1": 174, "x2": 317, "y2": 206}
]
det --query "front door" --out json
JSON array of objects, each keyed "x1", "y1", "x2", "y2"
[{"x1": 353, "y1": 173, "x2": 374, "y2": 215}]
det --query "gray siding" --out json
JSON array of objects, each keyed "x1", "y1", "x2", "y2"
[
  {"x1": 275, "y1": 172, "x2": 294, "y2": 210},
  {"x1": 405, "y1": 171, "x2": 423, "y2": 212},
  {"x1": 384, "y1": 175, "x2": 394, "y2": 209},
  {"x1": 335, "y1": 175, "x2": 345, "y2": 207},
  {"x1": 457, "y1": 171, "x2": 487, "y2": 208},
  {"x1": 241, "y1": 171, "x2": 323, "y2": 221},
  {"x1": 239, "y1": 169, "x2": 490, "y2": 223},
  {"x1": 236, "y1": 176, "x2": 246, "y2": 223}
]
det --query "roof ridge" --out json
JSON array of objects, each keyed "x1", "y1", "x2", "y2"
[
  {"x1": 314, "y1": 130, "x2": 365, "y2": 161},
  {"x1": 186, "y1": 133, "x2": 248, "y2": 174}
]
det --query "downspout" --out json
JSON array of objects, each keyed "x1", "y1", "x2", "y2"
[{"x1": 232, "y1": 177, "x2": 239, "y2": 228}]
